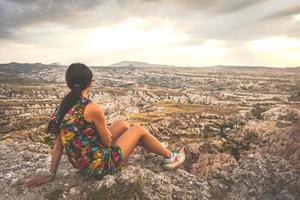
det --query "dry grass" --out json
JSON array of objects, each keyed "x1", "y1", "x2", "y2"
[
  {"x1": 94, "y1": 87, "x2": 127, "y2": 96},
  {"x1": 151, "y1": 89, "x2": 184, "y2": 96},
  {"x1": 128, "y1": 101, "x2": 239, "y2": 126},
  {"x1": 155, "y1": 101, "x2": 239, "y2": 115},
  {"x1": 128, "y1": 111, "x2": 167, "y2": 126},
  {"x1": 0, "y1": 100, "x2": 60, "y2": 106}
]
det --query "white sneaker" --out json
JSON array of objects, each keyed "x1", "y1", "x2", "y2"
[{"x1": 163, "y1": 147, "x2": 185, "y2": 170}]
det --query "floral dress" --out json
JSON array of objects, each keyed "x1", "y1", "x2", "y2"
[{"x1": 46, "y1": 97, "x2": 125, "y2": 179}]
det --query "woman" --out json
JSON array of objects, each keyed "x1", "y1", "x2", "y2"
[{"x1": 25, "y1": 63, "x2": 185, "y2": 188}]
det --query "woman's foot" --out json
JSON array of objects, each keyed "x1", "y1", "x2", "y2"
[{"x1": 163, "y1": 147, "x2": 185, "y2": 170}]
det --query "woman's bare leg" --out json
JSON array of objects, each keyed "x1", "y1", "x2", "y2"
[
  {"x1": 113, "y1": 125, "x2": 172, "y2": 161},
  {"x1": 109, "y1": 119, "x2": 129, "y2": 143}
]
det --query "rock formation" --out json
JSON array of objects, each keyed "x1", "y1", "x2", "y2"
[{"x1": 0, "y1": 63, "x2": 299, "y2": 199}]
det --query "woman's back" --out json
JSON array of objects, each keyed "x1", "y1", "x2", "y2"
[{"x1": 52, "y1": 97, "x2": 125, "y2": 178}]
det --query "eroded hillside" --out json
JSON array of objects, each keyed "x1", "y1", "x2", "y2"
[{"x1": 0, "y1": 62, "x2": 299, "y2": 199}]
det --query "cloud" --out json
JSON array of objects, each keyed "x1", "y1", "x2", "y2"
[
  {"x1": 118, "y1": 0, "x2": 300, "y2": 43},
  {"x1": 164, "y1": 0, "x2": 266, "y2": 13},
  {"x1": 0, "y1": 0, "x2": 300, "y2": 66},
  {"x1": 0, "y1": 0, "x2": 110, "y2": 38},
  {"x1": 261, "y1": 6, "x2": 300, "y2": 20},
  {"x1": 168, "y1": 0, "x2": 300, "y2": 42},
  {"x1": 1, "y1": 0, "x2": 300, "y2": 41}
]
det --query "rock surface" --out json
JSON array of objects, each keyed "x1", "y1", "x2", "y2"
[
  {"x1": 1, "y1": 63, "x2": 300, "y2": 199},
  {"x1": 0, "y1": 133, "x2": 299, "y2": 200},
  {"x1": 190, "y1": 153, "x2": 237, "y2": 179}
]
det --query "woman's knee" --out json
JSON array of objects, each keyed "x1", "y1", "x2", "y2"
[
  {"x1": 114, "y1": 119, "x2": 130, "y2": 129},
  {"x1": 130, "y1": 125, "x2": 147, "y2": 137}
]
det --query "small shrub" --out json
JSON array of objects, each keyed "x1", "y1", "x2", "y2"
[{"x1": 251, "y1": 105, "x2": 269, "y2": 120}]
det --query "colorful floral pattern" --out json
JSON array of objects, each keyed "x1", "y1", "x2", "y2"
[{"x1": 46, "y1": 97, "x2": 125, "y2": 178}]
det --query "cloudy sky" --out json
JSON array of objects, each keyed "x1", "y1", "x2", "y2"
[{"x1": 0, "y1": 0, "x2": 299, "y2": 67}]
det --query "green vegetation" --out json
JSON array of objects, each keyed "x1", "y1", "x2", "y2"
[
  {"x1": 87, "y1": 178, "x2": 144, "y2": 200},
  {"x1": 44, "y1": 188, "x2": 64, "y2": 200}
]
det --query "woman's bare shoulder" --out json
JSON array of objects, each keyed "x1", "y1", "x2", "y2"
[
  {"x1": 85, "y1": 102, "x2": 103, "y2": 113},
  {"x1": 83, "y1": 102, "x2": 104, "y2": 122}
]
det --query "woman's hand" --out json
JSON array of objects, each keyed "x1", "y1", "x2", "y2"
[
  {"x1": 24, "y1": 135, "x2": 62, "y2": 188},
  {"x1": 24, "y1": 174, "x2": 54, "y2": 188}
]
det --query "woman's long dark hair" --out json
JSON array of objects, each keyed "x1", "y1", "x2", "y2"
[{"x1": 53, "y1": 63, "x2": 93, "y2": 135}]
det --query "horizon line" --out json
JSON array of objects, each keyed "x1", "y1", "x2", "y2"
[{"x1": 0, "y1": 61, "x2": 299, "y2": 69}]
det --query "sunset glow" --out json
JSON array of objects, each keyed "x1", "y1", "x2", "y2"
[{"x1": 0, "y1": 0, "x2": 299, "y2": 67}]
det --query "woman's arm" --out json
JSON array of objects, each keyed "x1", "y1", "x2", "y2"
[
  {"x1": 25, "y1": 135, "x2": 63, "y2": 188},
  {"x1": 50, "y1": 134, "x2": 64, "y2": 174},
  {"x1": 84, "y1": 103, "x2": 112, "y2": 147}
]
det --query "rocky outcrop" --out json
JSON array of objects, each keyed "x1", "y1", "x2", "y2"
[
  {"x1": 1, "y1": 134, "x2": 299, "y2": 200},
  {"x1": 1, "y1": 63, "x2": 300, "y2": 199},
  {"x1": 258, "y1": 120, "x2": 300, "y2": 170},
  {"x1": 206, "y1": 153, "x2": 300, "y2": 200},
  {"x1": 261, "y1": 106, "x2": 300, "y2": 121},
  {"x1": 190, "y1": 153, "x2": 237, "y2": 179}
]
